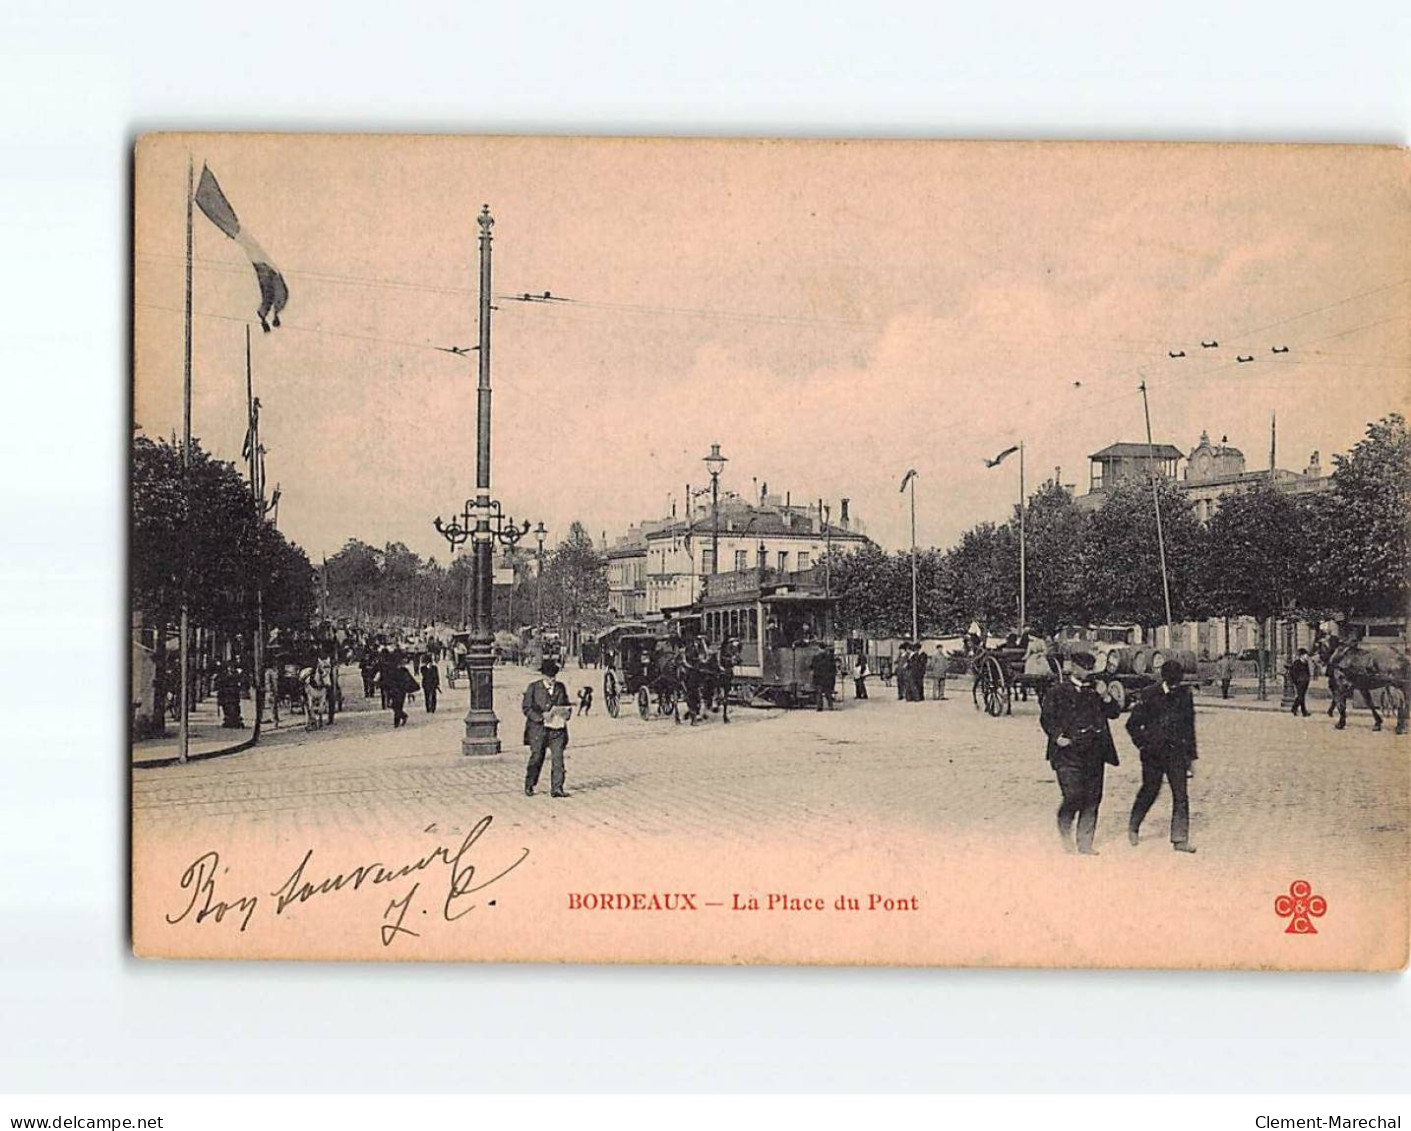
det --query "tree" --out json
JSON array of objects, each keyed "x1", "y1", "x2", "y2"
[
  {"x1": 1201, "y1": 482, "x2": 1315, "y2": 695},
  {"x1": 1080, "y1": 480, "x2": 1206, "y2": 628},
  {"x1": 131, "y1": 431, "x2": 315, "y2": 731},
  {"x1": 324, "y1": 539, "x2": 383, "y2": 621},
  {"x1": 541, "y1": 522, "x2": 610, "y2": 645},
  {"x1": 1202, "y1": 483, "x2": 1315, "y2": 621},
  {"x1": 940, "y1": 522, "x2": 1020, "y2": 632},
  {"x1": 1314, "y1": 413, "x2": 1411, "y2": 617},
  {"x1": 1014, "y1": 480, "x2": 1091, "y2": 634}
]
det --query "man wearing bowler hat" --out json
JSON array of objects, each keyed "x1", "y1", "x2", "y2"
[
  {"x1": 1039, "y1": 649, "x2": 1121, "y2": 855},
  {"x1": 522, "y1": 658, "x2": 572, "y2": 798},
  {"x1": 1126, "y1": 658, "x2": 1199, "y2": 853}
]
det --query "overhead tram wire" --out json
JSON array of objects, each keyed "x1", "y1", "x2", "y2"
[
  {"x1": 141, "y1": 248, "x2": 1409, "y2": 364},
  {"x1": 134, "y1": 301, "x2": 470, "y2": 357}
]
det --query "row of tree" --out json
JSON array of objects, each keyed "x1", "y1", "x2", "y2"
[
  {"x1": 131, "y1": 432, "x2": 319, "y2": 726},
  {"x1": 320, "y1": 521, "x2": 611, "y2": 640},
  {"x1": 829, "y1": 414, "x2": 1409, "y2": 638}
]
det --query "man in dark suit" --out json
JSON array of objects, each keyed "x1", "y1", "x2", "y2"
[
  {"x1": 1288, "y1": 648, "x2": 1312, "y2": 717},
  {"x1": 1126, "y1": 659, "x2": 1199, "y2": 853},
  {"x1": 810, "y1": 644, "x2": 837, "y2": 710},
  {"x1": 419, "y1": 656, "x2": 440, "y2": 713},
  {"x1": 522, "y1": 658, "x2": 571, "y2": 798},
  {"x1": 1039, "y1": 650, "x2": 1121, "y2": 855}
]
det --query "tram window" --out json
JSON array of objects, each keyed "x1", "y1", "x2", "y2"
[{"x1": 748, "y1": 609, "x2": 758, "y2": 642}]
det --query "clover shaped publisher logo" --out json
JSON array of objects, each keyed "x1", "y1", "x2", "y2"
[{"x1": 1275, "y1": 880, "x2": 1327, "y2": 935}]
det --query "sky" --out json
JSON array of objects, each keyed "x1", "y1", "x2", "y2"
[{"x1": 133, "y1": 136, "x2": 1409, "y2": 563}]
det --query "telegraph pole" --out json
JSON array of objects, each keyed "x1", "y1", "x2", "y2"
[
  {"x1": 463, "y1": 205, "x2": 500, "y2": 756},
  {"x1": 1139, "y1": 381, "x2": 1174, "y2": 639}
]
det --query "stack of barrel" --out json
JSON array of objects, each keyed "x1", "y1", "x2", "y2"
[{"x1": 1101, "y1": 645, "x2": 1198, "y2": 678}]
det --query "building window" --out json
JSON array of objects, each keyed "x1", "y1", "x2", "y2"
[
  {"x1": 777, "y1": 551, "x2": 789, "y2": 572},
  {"x1": 796, "y1": 551, "x2": 811, "y2": 571},
  {"x1": 701, "y1": 549, "x2": 715, "y2": 574},
  {"x1": 735, "y1": 549, "x2": 748, "y2": 571}
]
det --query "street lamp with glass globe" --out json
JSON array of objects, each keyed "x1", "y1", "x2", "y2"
[
  {"x1": 533, "y1": 521, "x2": 548, "y2": 628},
  {"x1": 703, "y1": 443, "x2": 727, "y2": 576}
]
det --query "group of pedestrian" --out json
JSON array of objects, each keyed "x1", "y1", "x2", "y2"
[
  {"x1": 1040, "y1": 651, "x2": 1198, "y2": 856},
  {"x1": 894, "y1": 641, "x2": 932, "y2": 702}
]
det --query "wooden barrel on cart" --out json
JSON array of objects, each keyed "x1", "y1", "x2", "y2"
[
  {"x1": 1130, "y1": 647, "x2": 1152, "y2": 674},
  {"x1": 1103, "y1": 646, "x2": 1134, "y2": 674},
  {"x1": 1149, "y1": 648, "x2": 1198, "y2": 676}
]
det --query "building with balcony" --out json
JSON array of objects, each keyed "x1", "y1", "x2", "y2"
[{"x1": 609, "y1": 492, "x2": 872, "y2": 620}]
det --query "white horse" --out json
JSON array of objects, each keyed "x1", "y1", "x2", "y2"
[{"x1": 301, "y1": 660, "x2": 330, "y2": 731}]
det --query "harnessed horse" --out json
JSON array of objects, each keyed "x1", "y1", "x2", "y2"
[{"x1": 1321, "y1": 639, "x2": 1409, "y2": 734}]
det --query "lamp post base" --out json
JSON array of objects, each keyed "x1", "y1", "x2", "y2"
[{"x1": 462, "y1": 708, "x2": 502, "y2": 757}]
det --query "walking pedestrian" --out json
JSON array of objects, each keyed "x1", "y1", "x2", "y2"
[
  {"x1": 854, "y1": 651, "x2": 870, "y2": 700},
  {"x1": 1289, "y1": 648, "x2": 1312, "y2": 717},
  {"x1": 895, "y1": 643, "x2": 910, "y2": 700},
  {"x1": 523, "y1": 659, "x2": 571, "y2": 798},
  {"x1": 1214, "y1": 652, "x2": 1235, "y2": 699},
  {"x1": 1123, "y1": 657, "x2": 1202, "y2": 851},
  {"x1": 1039, "y1": 650, "x2": 1120, "y2": 855},
  {"x1": 387, "y1": 657, "x2": 416, "y2": 728},
  {"x1": 1126, "y1": 659, "x2": 1199, "y2": 853},
  {"x1": 419, "y1": 655, "x2": 440, "y2": 713}
]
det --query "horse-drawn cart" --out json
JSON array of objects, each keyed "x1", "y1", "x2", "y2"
[{"x1": 966, "y1": 640, "x2": 1188, "y2": 717}]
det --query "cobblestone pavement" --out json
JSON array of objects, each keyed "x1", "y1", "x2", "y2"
[
  {"x1": 131, "y1": 663, "x2": 1409, "y2": 967},
  {"x1": 133, "y1": 663, "x2": 1408, "y2": 874}
]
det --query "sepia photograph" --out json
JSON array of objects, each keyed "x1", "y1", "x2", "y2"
[{"x1": 130, "y1": 134, "x2": 1409, "y2": 968}]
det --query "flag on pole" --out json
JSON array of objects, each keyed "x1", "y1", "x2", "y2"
[
  {"x1": 984, "y1": 445, "x2": 1020, "y2": 468},
  {"x1": 194, "y1": 165, "x2": 289, "y2": 332},
  {"x1": 899, "y1": 469, "x2": 917, "y2": 492}
]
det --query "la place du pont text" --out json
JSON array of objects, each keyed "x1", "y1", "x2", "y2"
[{"x1": 567, "y1": 892, "x2": 920, "y2": 912}]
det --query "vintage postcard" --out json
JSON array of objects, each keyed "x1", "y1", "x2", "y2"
[{"x1": 131, "y1": 134, "x2": 1410, "y2": 967}]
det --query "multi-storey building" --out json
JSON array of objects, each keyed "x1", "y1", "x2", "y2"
[{"x1": 606, "y1": 492, "x2": 872, "y2": 621}]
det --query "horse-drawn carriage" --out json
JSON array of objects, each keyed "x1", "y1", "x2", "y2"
[
  {"x1": 602, "y1": 631, "x2": 684, "y2": 720},
  {"x1": 269, "y1": 650, "x2": 338, "y2": 729}
]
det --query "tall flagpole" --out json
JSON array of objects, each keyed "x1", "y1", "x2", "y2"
[
  {"x1": 1139, "y1": 381, "x2": 1174, "y2": 639},
  {"x1": 1018, "y1": 441, "x2": 1026, "y2": 631},
  {"x1": 178, "y1": 156, "x2": 194, "y2": 764},
  {"x1": 910, "y1": 475, "x2": 918, "y2": 642}
]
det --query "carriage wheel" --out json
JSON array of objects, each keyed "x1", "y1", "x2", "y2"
[
  {"x1": 604, "y1": 670, "x2": 620, "y2": 718},
  {"x1": 660, "y1": 687, "x2": 677, "y2": 719},
  {"x1": 637, "y1": 686, "x2": 651, "y2": 720},
  {"x1": 982, "y1": 655, "x2": 1008, "y2": 717}
]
